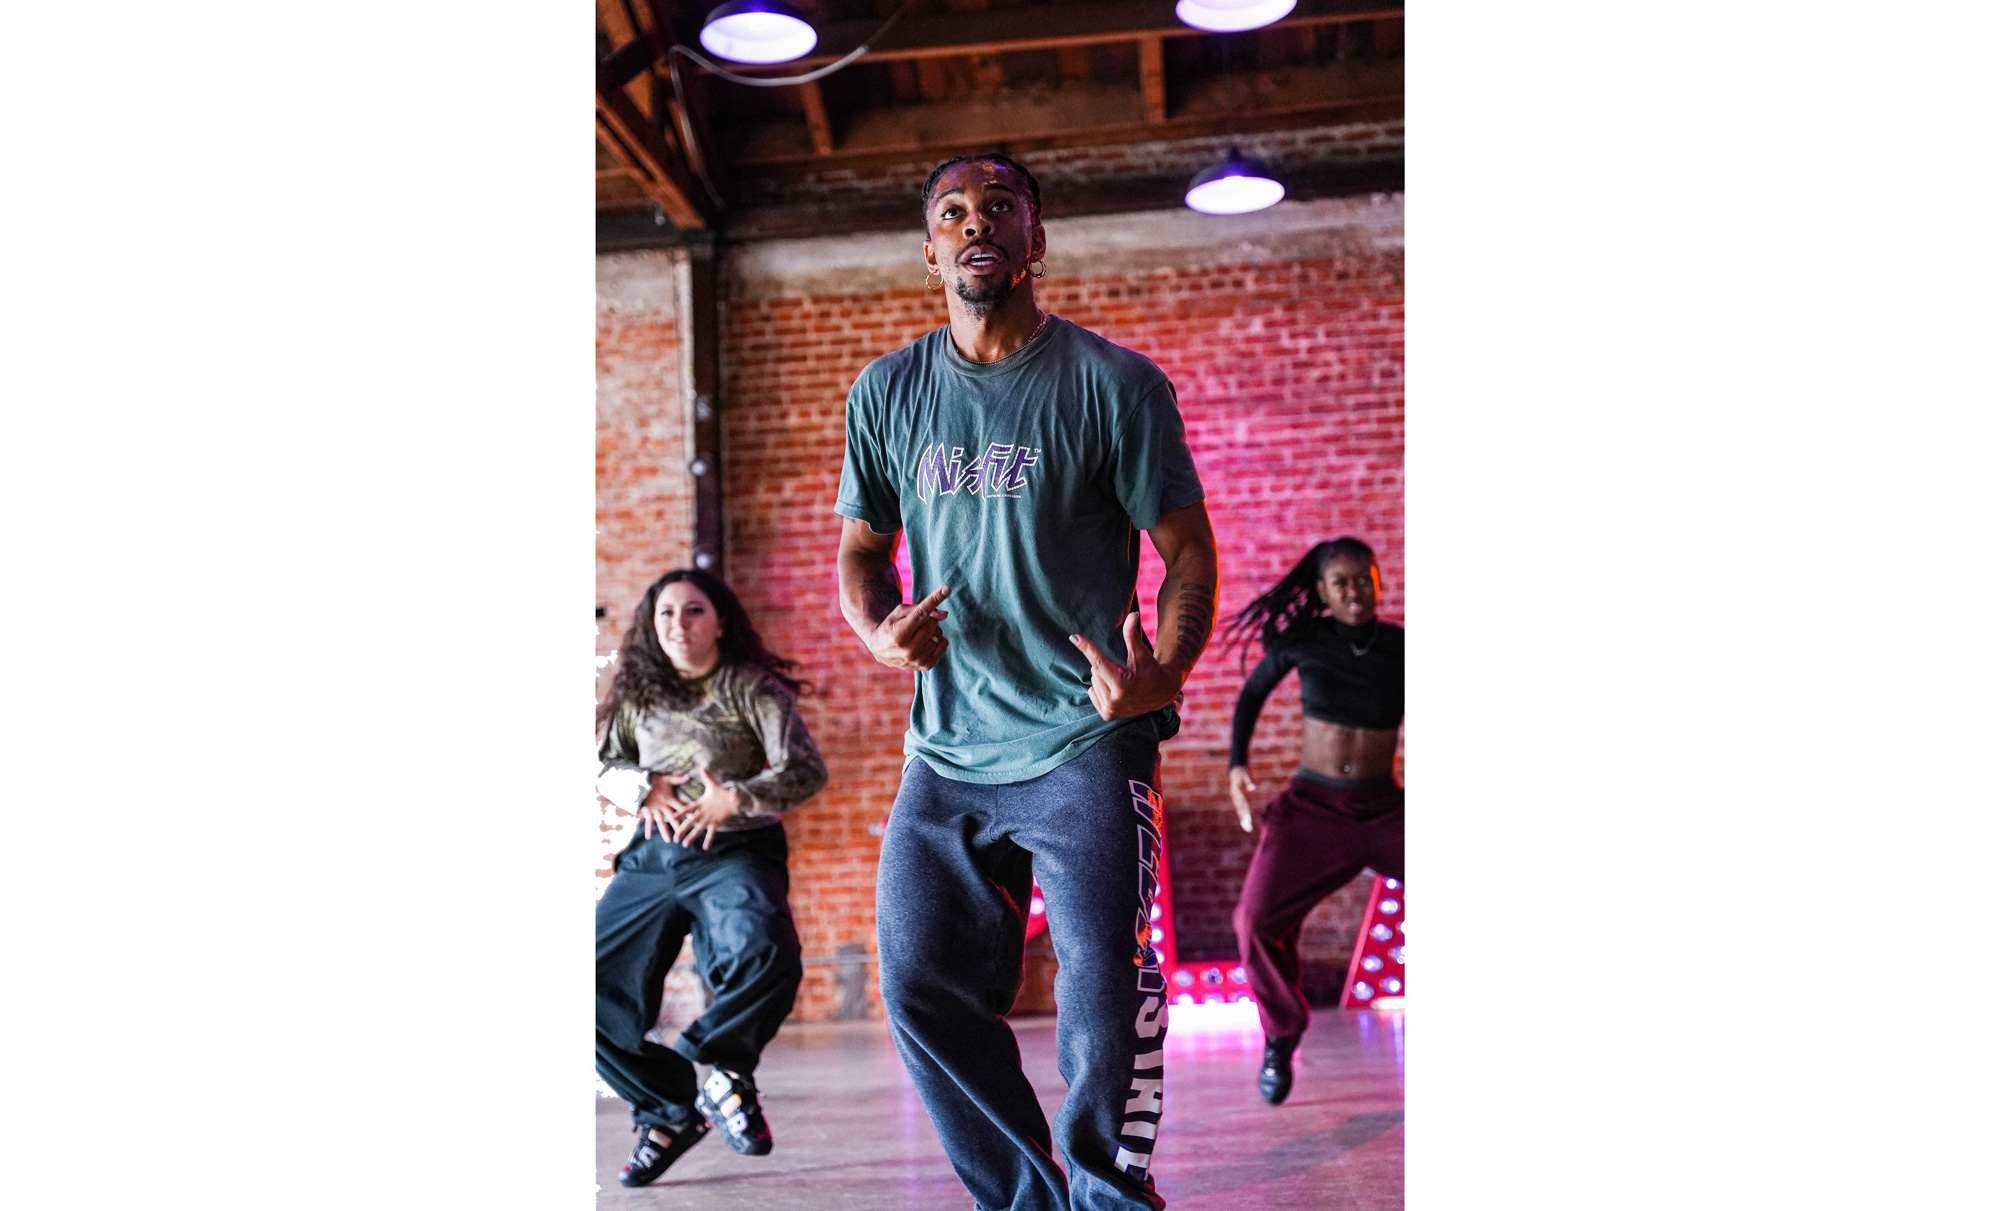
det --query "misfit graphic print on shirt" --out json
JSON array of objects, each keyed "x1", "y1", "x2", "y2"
[{"x1": 913, "y1": 439, "x2": 1042, "y2": 502}]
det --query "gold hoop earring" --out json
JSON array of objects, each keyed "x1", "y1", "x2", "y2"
[
  {"x1": 1029, "y1": 259, "x2": 1046, "y2": 279},
  {"x1": 924, "y1": 268, "x2": 943, "y2": 290}
]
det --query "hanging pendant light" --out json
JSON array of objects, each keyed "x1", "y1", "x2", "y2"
[
  {"x1": 700, "y1": 0, "x2": 819, "y2": 64},
  {"x1": 1185, "y1": 148, "x2": 1286, "y2": 214},
  {"x1": 1175, "y1": 0, "x2": 1297, "y2": 34}
]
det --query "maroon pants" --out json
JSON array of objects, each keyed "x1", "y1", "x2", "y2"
[{"x1": 1231, "y1": 773, "x2": 1404, "y2": 1041}]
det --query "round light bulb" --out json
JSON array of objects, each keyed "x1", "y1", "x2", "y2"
[
  {"x1": 1184, "y1": 172, "x2": 1286, "y2": 215},
  {"x1": 700, "y1": 0, "x2": 818, "y2": 64},
  {"x1": 1174, "y1": 0, "x2": 1297, "y2": 33},
  {"x1": 1185, "y1": 149, "x2": 1286, "y2": 215}
]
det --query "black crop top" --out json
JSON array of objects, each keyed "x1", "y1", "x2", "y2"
[{"x1": 1228, "y1": 617, "x2": 1404, "y2": 767}]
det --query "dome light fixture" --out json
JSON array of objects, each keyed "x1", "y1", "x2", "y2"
[
  {"x1": 1184, "y1": 148, "x2": 1286, "y2": 215},
  {"x1": 699, "y1": 0, "x2": 819, "y2": 65},
  {"x1": 1174, "y1": 0, "x2": 1297, "y2": 34}
]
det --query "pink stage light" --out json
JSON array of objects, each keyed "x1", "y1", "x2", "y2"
[{"x1": 1340, "y1": 874, "x2": 1407, "y2": 1009}]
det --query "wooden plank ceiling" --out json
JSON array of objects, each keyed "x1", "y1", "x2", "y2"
[{"x1": 596, "y1": 0, "x2": 1403, "y2": 241}]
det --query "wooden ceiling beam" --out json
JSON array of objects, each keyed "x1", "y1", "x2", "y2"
[
  {"x1": 596, "y1": 162, "x2": 656, "y2": 209},
  {"x1": 596, "y1": 115, "x2": 681, "y2": 219},
  {"x1": 724, "y1": 59, "x2": 1400, "y2": 168},
  {"x1": 971, "y1": 53, "x2": 1008, "y2": 92},
  {"x1": 759, "y1": 0, "x2": 1401, "y2": 68},
  {"x1": 915, "y1": 58, "x2": 950, "y2": 101},
  {"x1": 596, "y1": 0, "x2": 658, "y2": 117},
  {"x1": 799, "y1": 80, "x2": 836, "y2": 155},
  {"x1": 1178, "y1": 56, "x2": 1399, "y2": 121},
  {"x1": 596, "y1": 77, "x2": 710, "y2": 227},
  {"x1": 1138, "y1": 36, "x2": 1166, "y2": 125},
  {"x1": 596, "y1": 0, "x2": 638, "y2": 45},
  {"x1": 600, "y1": 36, "x2": 655, "y2": 89},
  {"x1": 667, "y1": 53, "x2": 732, "y2": 197},
  {"x1": 631, "y1": 0, "x2": 734, "y2": 202}
]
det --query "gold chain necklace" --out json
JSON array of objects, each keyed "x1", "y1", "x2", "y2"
[{"x1": 980, "y1": 311, "x2": 1051, "y2": 364}]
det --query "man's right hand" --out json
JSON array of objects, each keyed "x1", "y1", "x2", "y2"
[
  {"x1": 1229, "y1": 765, "x2": 1260, "y2": 832},
  {"x1": 867, "y1": 585, "x2": 952, "y2": 671}
]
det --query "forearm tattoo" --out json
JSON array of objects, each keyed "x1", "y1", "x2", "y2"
[
  {"x1": 1161, "y1": 579, "x2": 1215, "y2": 669},
  {"x1": 857, "y1": 561, "x2": 904, "y2": 628}
]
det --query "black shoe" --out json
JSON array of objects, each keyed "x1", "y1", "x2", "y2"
[
  {"x1": 618, "y1": 1118, "x2": 710, "y2": 1187},
  {"x1": 697, "y1": 1067, "x2": 774, "y2": 1155},
  {"x1": 1258, "y1": 1035, "x2": 1299, "y2": 1105}
]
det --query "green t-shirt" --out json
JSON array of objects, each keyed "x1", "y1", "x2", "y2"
[{"x1": 836, "y1": 316, "x2": 1206, "y2": 784}]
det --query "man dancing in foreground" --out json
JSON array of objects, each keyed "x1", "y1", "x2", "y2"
[{"x1": 836, "y1": 153, "x2": 1219, "y2": 1211}]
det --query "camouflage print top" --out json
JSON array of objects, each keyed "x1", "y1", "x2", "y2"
[{"x1": 598, "y1": 662, "x2": 828, "y2": 831}]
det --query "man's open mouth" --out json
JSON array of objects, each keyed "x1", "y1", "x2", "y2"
[{"x1": 961, "y1": 246, "x2": 1005, "y2": 267}]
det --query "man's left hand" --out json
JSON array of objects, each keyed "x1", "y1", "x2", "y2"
[{"x1": 1071, "y1": 613, "x2": 1185, "y2": 722}]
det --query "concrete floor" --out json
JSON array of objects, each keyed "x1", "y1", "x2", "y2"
[{"x1": 596, "y1": 1003, "x2": 1404, "y2": 1209}]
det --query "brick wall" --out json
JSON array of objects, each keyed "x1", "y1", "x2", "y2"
[
  {"x1": 720, "y1": 289, "x2": 946, "y2": 1019},
  {"x1": 596, "y1": 250, "x2": 693, "y2": 882},
  {"x1": 706, "y1": 198, "x2": 1404, "y2": 1019},
  {"x1": 597, "y1": 249, "x2": 693, "y2": 636}
]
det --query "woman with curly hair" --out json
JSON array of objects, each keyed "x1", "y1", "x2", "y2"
[
  {"x1": 594, "y1": 569, "x2": 827, "y2": 1186},
  {"x1": 1223, "y1": 538, "x2": 1403, "y2": 1107}
]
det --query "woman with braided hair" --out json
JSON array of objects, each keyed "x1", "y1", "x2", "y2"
[
  {"x1": 593, "y1": 568, "x2": 827, "y2": 1186},
  {"x1": 1224, "y1": 538, "x2": 1404, "y2": 1106}
]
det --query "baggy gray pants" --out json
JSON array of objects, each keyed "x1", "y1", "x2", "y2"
[{"x1": 877, "y1": 722, "x2": 1171, "y2": 1211}]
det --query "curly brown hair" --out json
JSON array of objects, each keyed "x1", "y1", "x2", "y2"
[{"x1": 596, "y1": 569, "x2": 809, "y2": 726}]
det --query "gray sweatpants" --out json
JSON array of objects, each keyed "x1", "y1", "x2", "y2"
[{"x1": 877, "y1": 721, "x2": 1171, "y2": 1211}]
